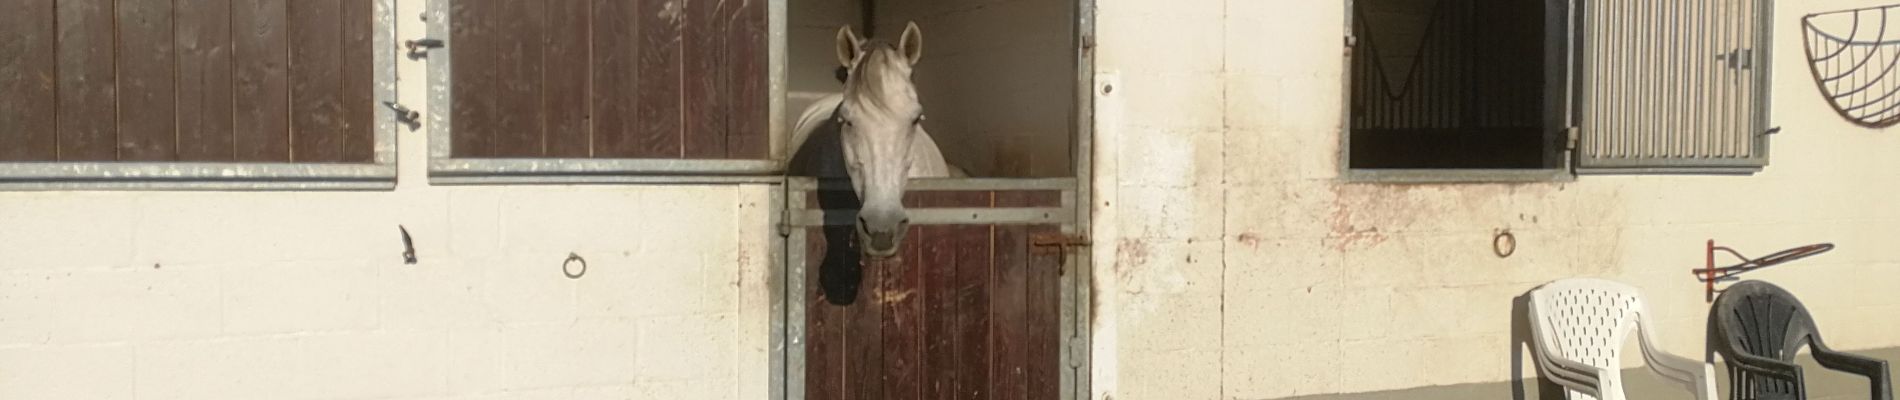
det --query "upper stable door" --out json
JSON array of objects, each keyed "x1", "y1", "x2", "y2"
[
  {"x1": 427, "y1": 0, "x2": 776, "y2": 183},
  {"x1": 0, "y1": 0, "x2": 398, "y2": 189}
]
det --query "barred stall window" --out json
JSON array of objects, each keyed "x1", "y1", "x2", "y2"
[
  {"x1": 1344, "y1": 0, "x2": 1776, "y2": 179},
  {"x1": 431, "y1": 0, "x2": 772, "y2": 182}
]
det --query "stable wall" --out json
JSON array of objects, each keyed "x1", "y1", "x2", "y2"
[
  {"x1": 0, "y1": 1, "x2": 776, "y2": 398},
  {"x1": 1088, "y1": 0, "x2": 1900, "y2": 399}
]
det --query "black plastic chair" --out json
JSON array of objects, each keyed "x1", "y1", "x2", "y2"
[{"x1": 1708, "y1": 280, "x2": 1891, "y2": 400}]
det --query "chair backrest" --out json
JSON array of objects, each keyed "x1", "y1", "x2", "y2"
[
  {"x1": 1709, "y1": 280, "x2": 1820, "y2": 399},
  {"x1": 1530, "y1": 278, "x2": 1653, "y2": 400}
]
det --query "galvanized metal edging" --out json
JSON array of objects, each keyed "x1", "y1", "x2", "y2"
[{"x1": 0, "y1": 0, "x2": 400, "y2": 191}]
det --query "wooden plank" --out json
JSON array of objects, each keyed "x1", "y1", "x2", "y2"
[
  {"x1": 954, "y1": 216, "x2": 995, "y2": 400},
  {"x1": 117, "y1": 0, "x2": 179, "y2": 161},
  {"x1": 234, "y1": 0, "x2": 292, "y2": 162},
  {"x1": 289, "y1": 0, "x2": 345, "y2": 162},
  {"x1": 589, "y1": 0, "x2": 640, "y2": 158},
  {"x1": 176, "y1": 0, "x2": 237, "y2": 162},
  {"x1": 681, "y1": 0, "x2": 730, "y2": 158},
  {"x1": 846, "y1": 241, "x2": 885, "y2": 400},
  {"x1": 725, "y1": 0, "x2": 769, "y2": 158},
  {"x1": 55, "y1": 0, "x2": 118, "y2": 161},
  {"x1": 486, "y1": 0, "x2": 545, "y2": 157},
  {"x1": 1026, "y1": 224, "x2": 1064, "y2": 400},
  {"x1": 922, "y1": 192, "x2": 986, "y2": 400},
  {"x1": 991, "y1": 223, "x2": 1030, "y2": 400},
  {"x1": 340, "y1": 0, "x2": 376, "y2": 163},
  {"x1": 0, "y1": 0, "x2": 58, "y2": 161},
  {"x1": 922, "y1": 222, "x2": 959, "y2": 400},
  {"x1": 806, "y1": 228, "x2": 845, "y2": 400},
  {"x1": 881, "y1": 225, "x2": 926, "y2": 400},
  {"x1": 630, "y1": 0, "x2": 684, "y2": 158},
  {"x1": 449, "y1": 0, "x2": 496, "y2": 158},
  {"x1": 544, "y1": 0, "x2": 592, "y2": 158}
]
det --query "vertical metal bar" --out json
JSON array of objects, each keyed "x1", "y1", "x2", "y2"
[
  {"x1": 1713, "y1": 0, "x2": 1727, "y2": 158},
  {"x1": 1614, "y1": 0, "x2": 1630, "y2": 158},
  {"x1": 784, "y1": 183, "x2": 807, "y2": 400},
  {"x1": 1589, "y1": 0, "x2": 1604, "y2": 159},
  {"x1": 1702, "y1": 0, "x2": 1717, "y2": 157},
  {"x1": 428, "y1": 0, "x2": 454, "y2": 162},
  {"x1": 1748, "y1": 0, "x2": 1763, "y2": 162},
  {"x1": 1643, "y1": 0, "x2": 1659, "y2": 159},
  {"x1": 1071, "y1": 0, "x2": 1095, "y2": 396},
  {"x1": 1665, "y1": 0, "x2": 1678, "y2": 159},
  {"x1": 771, "y1": 183, "x2": 791, "y2": 400},
  {"x1": 769, "y1": 0, "x2": 789, "y2": 162}
]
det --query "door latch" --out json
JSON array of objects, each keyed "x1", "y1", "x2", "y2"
[
  {"x1": 1030, "y1": 233, "x2": 1092, "y2": 275},
  {"x1": 405, "y1": 38, "x2": 444, "y2": 60},
  {"x1": 384, "y1": 101, "x2": 422, "y2": 131}
]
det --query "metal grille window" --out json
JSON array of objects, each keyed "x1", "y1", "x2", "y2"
[
  {"x1": 1344, "y1": 0, "x2": 1777, "y2": 180},
  {"x1": 1346, "y1": 0, "x2": 1564, "y2": 177},
  {"x1": 427, "y1": 0, "x2": 782, "y2": 184},
  {"x1": 0, "y1": 0, "x2": 397, "y2": 190},
  {"x1": 1574, "y1": 0, "x2": 1775, "y2": 173}
]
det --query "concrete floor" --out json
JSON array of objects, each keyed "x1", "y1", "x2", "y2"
[{"x1": 1273, "y1": 347, "x2": 1899, "y2": 400}]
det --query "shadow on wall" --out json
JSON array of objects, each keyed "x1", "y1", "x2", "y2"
[{"x1": 1511, "y1": 292, "x2": 1571, "y2": 400}]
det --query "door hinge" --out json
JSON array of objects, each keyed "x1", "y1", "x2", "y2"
[
  {"x1": 1563, "y1": 126, "x2": 1580, "y2": 151},
  {"x1": 1031, "y1": 233, "x2": 1091, "y2": 275}
]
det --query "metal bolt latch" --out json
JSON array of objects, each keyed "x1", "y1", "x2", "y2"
[
  {"x1": 1030, "y1": 233, "x2": 1092, "y2": 275},
  {"x1": 384, "y1": 101, "x2": 421, "y2": 131},
  {"x1": 405, "y1": 38, "x2": 444, "y2": 59}
]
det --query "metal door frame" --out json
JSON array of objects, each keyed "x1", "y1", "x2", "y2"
[{"x1": 770, "y1": 0, "x2": 1096, "y2": 397}]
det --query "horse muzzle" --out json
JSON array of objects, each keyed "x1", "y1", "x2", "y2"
[{"x1": 856, "y1": 214, "x2": 910, "y2": 259}]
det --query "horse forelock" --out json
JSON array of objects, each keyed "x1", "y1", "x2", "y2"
[{"x1": 843, "y1": 43, "x2": 919, "y2": 118}]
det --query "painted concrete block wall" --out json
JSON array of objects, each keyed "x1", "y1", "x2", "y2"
[
  {"x1": 1089, "y1": 0, "x2": 1900, "y2": 399},
  {"x1": 0, "y1": 1, "x2": 776, "y2": 399}
]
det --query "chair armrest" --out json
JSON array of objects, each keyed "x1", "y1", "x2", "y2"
[
  {"x1": 1642, "y1": 349, "x2": 1717, "y2": 400},
  {"x1": 1721, "y1": 350, "x2": 1805, "y2": 382},
  {"x1": 1636, "y1": 314, "x2": 1716, "y2": 400},
  {"x1": 1812, "y1": 343, "x2": 1892, "y2": 400},
  {"x1": 1539, "y1": 358, "x2": 1607, "y2": 399}
]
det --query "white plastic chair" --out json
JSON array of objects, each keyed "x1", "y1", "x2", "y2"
[{"x1": 1527, "y1": 278, "x2": 1716, "y2": 400}]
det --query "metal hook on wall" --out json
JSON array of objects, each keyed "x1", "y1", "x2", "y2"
[{"x1": 1692, "y1": 239, "x2": 1835, "y2": 302}]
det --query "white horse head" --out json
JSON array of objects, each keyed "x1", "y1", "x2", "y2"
[{"x1": 789, "y1": 22, "x2": 964, "y2": 259}]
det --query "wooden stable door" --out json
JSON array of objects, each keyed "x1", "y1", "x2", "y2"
[{"x1": 798, "y1": 186, "x2": 1071, "y2": 400}]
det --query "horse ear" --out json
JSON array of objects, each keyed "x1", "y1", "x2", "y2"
[
  {"x1": 835, "y1": 25, "x2": 863, "y2": 68},
  {"x1": 899, "y1": 21, "x2": 924, "y2": 65}
]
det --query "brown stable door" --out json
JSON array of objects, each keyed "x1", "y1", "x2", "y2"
[{"x1": 801, "y1": 188, "x2": 1068, "y2": 400}]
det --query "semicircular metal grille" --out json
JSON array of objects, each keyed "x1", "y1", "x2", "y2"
[{"x1": 1804, "y1": 4, "x2": 1900, "y2": 128}]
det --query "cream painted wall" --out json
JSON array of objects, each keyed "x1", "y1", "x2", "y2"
[
  {"x1": 0, "y1": 1, "x2": 775, "y2": 399},
  {"x1": 1088, "y1": 0, "x2": 1900, "y2": 399}
]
